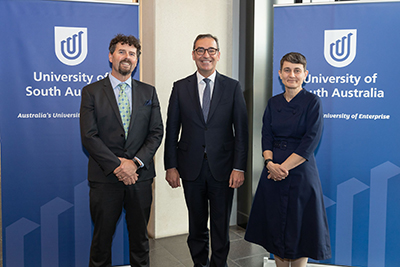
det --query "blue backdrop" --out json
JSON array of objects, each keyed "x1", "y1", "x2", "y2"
[
  {"x1": 0, "y1": 0, "x2": 139, "y2": 266},
  {"x1": 273, "y1": 2, "x2": 400, "y2": 267}
]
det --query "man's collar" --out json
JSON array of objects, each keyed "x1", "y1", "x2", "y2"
[
  {"x1": 196, "y1": 71, "x2": 216, "y2": 84},
  {"x1": 109, "y1": 73, "x2": 132, "y2": 89}
]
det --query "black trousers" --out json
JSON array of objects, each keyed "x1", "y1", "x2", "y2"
[
  {"x1": 88, "y1": 179, "x2": 153, "y2": 267},
  {"x1": 182, "y1": 157, "x2": 234, "y2": 267}
]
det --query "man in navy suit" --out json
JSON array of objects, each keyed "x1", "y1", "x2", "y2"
[
  {"x1": 80, "y1": 34, "x2": 163, "y2": 267},
  {"x1": 164, "y1": 34, "x2": 248, "y2": 267}
]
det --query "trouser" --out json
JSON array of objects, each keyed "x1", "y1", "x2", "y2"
[
  {"x1": 89, "y1": 179, "x2": 153, "y2": 267},
  {"x1": 182, "y1": 157, "x2": 234, "y2": 267}
]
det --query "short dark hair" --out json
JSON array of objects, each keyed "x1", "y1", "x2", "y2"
[
  {"x1": 193, "y1": 34, "x2": 220, "y2": 50},
  {"x1": 280, "y1": 52, "x2": 307, "y2": 71},
  {"x1": 109, "y1": 34, "x2": 141, "y2": 57}
]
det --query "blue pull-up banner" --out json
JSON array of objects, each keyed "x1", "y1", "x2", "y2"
[
  {"x1": 273, "y1": 2, "x2": 400, "y2": 267},
  {"x1": 0, "y1": 0, "x2": 139, "y2": 266}
]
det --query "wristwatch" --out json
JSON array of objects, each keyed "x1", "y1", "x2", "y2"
[
  {"x1": 264, "y1": 158, "x2": 273, "y2": 168},
  {"x1": 133, "y1": 158, "x2": 141, "y2": 168}
]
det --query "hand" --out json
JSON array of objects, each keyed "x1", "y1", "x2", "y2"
[
  {"x1": 267, "y1": 163, "x2": 288, "y2": 181},
  {"x1": 121, "y1": 175, "x2": 139, "y2": 185},
  {"x1": 229, "y1": 170, "x2": 245, "y2": 188},
  {"x1": 114, "y1": 158, "x2": 139, "y2": 184},
  {"x1": 166, "y1": 168, "x2": 181, "y2": 188}
]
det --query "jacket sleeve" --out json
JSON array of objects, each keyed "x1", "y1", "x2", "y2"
[
  {"x1": 134, "y1": 86, "x2": 164, "y2": 168},
  {"x1": 232, "y1": 81, "x2": 249, "y2": 171},
  {"x1": 164, "y1": 83, "x2": 181, "y2": 170},
  {"x1": 79, "y1": 84, "x2": 120, "y2": 176}
]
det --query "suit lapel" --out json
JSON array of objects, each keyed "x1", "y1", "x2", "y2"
[
  {"x1": 102, "y1": 77, "x2": 123, "y2": 127},
  {"x1": 186, "y1": 73, "x2": 205, "y2": 123},
  {"x1": 188, "y1": 72, "x2": 225, "y2": 124},
  {"x1": 207, "y1": 71, "x2": 224, "y2": 122},
  {"x1": 128, "y1": 79, "x2": 140, "y2": 132}
]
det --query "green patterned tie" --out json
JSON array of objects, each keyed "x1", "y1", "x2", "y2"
[{"x1": 118, "y1": 83, "x2": 131, "y2": 139}]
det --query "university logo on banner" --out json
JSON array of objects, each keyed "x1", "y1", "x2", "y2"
[
  {"x1": 54, "y1": 26, "x2": 88, "y2": 66},
  {"x1": 324, "y1": 29, "x2": 357, "y2": 68}
]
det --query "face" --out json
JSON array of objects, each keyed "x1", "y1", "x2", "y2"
[
  {"x1": 278, "y1": 61, "x2": 308, "y2": 91},
  {"x1": 192, "y1": 37, "x2": 220, "y2": 77},
  {"x1": 109, "y1": 42, "x2": 138, "y2": 80}
]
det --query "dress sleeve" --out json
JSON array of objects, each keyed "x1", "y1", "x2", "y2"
[
  {"x1": 261, "y1": 99, "x2": 274, "y2": 153},
  {"x1": 294, "y1": 95, "x2": 323, "y2": 160}
]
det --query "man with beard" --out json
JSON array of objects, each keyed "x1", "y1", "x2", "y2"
[{"x1": 80, "y1": 34, "x2": 163, "y2": 267}]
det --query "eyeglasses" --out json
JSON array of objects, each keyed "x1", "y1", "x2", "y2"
[{"x1": 193, "y1": 47, "x2": 219, "y2": 56}]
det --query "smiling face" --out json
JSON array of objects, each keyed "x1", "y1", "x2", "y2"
[
  {"x1": 192, "y1": 37, "x2": 220, "y2": 78},
  {"x1": 109, "y1": 42, "x2": 138, "y2": 81},
  {"x1": 278, "y1": 61, "x2": 309, "y2": 91}
]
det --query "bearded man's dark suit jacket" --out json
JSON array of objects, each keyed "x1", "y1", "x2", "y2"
[
  {"x1": 164, "y1": 71, "x2": 248, "y2": 266},
  {"x1": 80, "y1": 76, "x2": 163, "y2": 267}
]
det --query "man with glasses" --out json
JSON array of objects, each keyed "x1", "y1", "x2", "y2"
[{"x1": 164, "y1": 34, "x2": 248, "y2": 267}]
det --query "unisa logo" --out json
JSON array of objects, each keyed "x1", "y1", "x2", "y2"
[
  {"x1": 54, "y1": 26, "x2": 88, "y2": 66},
  {"x1": 324, "y1": 29, "x2": 357, "y2": 68}
]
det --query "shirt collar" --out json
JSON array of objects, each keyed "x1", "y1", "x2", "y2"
[
  {"x1": 196, "y1": 71, "x2": 216, "y2": 85},
  {"x1": 109, "y1": 73, "x2": 132, "y2": 90}
]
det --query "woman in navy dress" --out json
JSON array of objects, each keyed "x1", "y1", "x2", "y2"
[{"x1": 245, "y1": 52, "x2": 331, "y2": 267}]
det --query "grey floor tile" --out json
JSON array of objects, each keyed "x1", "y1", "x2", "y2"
[
  {"x1": 180, "y1": 258, "x2": 194, "y2": 267},
  {"x1": 149, "y1": 238, "x2": 164, "y2": 251},
  {"x1": 229, "y1": 225, "x2": 246, "y2": 238},
  {"x1": 149, "y1": 247, "x2": 181, "y2": 267},
  {"x1": 228, "y1": 238, "x2": 268, "y2": 261},
  {"x1": 229, "y1": 230, "x2": 243, "y2": 242},
  {"x1": 162, "y1": 239, "x2": 192, "y2": 262},
  {"x1": 234, "y1": 254, "x2": 267, "y2": 267},
  {"x1": 227, "y1": 258, "x2": 241, "y2": 267},
  {"x1": 156, "y1": 233, "x2": 188, "y2": 247}
]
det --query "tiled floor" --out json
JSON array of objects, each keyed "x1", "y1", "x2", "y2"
[
  {"x1": 148, "y1": 225, "x2": 268, "y2": 267},
  {"x1": 117, "y1": 225, "x2": 346, "y2": 267}
]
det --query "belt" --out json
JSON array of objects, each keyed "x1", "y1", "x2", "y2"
[
  {"x1": 274, "y1": 140, "x2": 288, "y2": 150},
  {"x1": 273, "y1": 140, "x2": 300, "y2": 150}
]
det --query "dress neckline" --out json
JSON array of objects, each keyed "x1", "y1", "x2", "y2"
[{"x1": 283, "y1": 88, "x2": 303, "y2": 103}]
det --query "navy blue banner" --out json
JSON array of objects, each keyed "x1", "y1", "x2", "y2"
[
  {"x1": 0, "y1": 0, "x2": 139, "y2": 266},
  {"x1": 273, "y1": 2, "x2": 400, "y2": 267}
]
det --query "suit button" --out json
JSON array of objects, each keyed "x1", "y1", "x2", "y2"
[{"x1": 121, "y1": 134, "x2": 124, "y2": 137}]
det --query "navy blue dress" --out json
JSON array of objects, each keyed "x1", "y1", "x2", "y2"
[{"x1": 244, "y1": 89, "x2": 331, "y2": 260}]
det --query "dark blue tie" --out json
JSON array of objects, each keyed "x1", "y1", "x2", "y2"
[{"x1": 202, "y1": 78, "x2": 211, "y2": 122}]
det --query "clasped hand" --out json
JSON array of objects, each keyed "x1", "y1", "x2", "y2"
[
  {"x1": 113, "y1": 157, "x2": 139, "y2": 185},
  {"x1": 267, "y1": 163, "x2": 289, "y2": 181}
]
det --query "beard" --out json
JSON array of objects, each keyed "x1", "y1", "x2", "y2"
[
  {"x1": 118, "y1": 68, "x2": 131, "y2": 76},
  {"x1": 118, "y1": 60, "x2": 133, "y2": 76}
]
